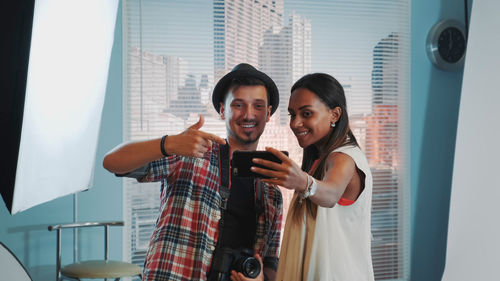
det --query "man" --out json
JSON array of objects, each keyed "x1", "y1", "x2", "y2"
[{"x1": 103, "y1": 63, "x2": 282, "y2": 281}]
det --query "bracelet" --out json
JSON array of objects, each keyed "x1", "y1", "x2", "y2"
[
  {"x1": 300, "y1": 174, "x2": 318, "y2": 200},
  {"x1": 160, "y1": 135, "x2": 169, "y2": 157}
]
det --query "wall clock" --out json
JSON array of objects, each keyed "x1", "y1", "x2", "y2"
[{"x1": 426, "y1": 19, "x2": 467, "y2": 71}]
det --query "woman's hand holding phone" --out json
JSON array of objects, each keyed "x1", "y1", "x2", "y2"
[{"x1": 251, "y1": 147, "x2": 308, "y2": 192}]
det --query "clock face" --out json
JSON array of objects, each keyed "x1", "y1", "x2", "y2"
[
  {"x1": 426, "y1": 19, "x2": 466, "y2": 71},
  {"x1": 437, "y1": 27, "x2": 466, "y2": 63}
]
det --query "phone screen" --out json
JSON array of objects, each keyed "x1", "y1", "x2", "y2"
[{"x1": 231, "y1": 150, "x2": 288, "y2": 178}]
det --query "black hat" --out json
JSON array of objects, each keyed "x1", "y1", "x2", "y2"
[{"x1": 212, "y1": 63, "x2": 279, "y2": 115}]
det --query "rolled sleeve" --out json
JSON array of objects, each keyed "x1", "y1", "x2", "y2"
[
  {"x1": 139, "y1": 155, "x2": 181, "y2": 182},
  {"x1": 263, "y1": 185, "x2": 283, "y2": 260}
]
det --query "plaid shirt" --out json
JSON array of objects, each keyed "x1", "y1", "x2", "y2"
[{"x1": 139, "y1": 142, "x2": 283, "y2": 281}]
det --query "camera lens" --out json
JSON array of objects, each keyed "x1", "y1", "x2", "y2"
[{"x1": 239, "y1": 257, "x2": 261, "y2": 278}]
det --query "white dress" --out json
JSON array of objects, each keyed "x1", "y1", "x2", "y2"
[{"x1": 305, "y1": 145, "x2": 374, "y2": 281}]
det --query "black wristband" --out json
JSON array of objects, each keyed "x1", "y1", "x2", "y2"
[{"x1": 160, "y1": 135, "x2": 169, "y2": 157}]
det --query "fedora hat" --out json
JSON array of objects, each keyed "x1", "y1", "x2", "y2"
[{"x1": 212, "y1": 63, "x2": 279, "y2": 115}]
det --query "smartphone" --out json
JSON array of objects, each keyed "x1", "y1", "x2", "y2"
[{"x1": 231, "y1": 150, "x2": 289, "y2": 178}]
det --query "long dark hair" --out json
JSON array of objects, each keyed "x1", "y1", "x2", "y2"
[{"x1": 290, "y1": 73, "x2": 358, "y2": 223}]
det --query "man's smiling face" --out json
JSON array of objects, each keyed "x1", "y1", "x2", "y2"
[{"x1": 220, "y1": 85, "x2": 271, "y2": 148}]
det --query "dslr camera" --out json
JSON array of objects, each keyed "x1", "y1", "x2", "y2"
[{"x1": 208, "y1": 247, "x2": 261, "y2": 281}]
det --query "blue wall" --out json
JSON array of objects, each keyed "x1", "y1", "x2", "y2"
[
  {"x1": 411, "y1": 0, "x2": 468, "y2": 280},
  {"x1": 0, "y1": 3, "x2": 123, "y2": 281},
  {"x1": 0, "y1": 0, "x2": 472, "y2": 280}
]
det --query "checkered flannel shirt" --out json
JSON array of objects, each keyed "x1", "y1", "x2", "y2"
[{"x1": 138, "y1": 142, "x2": 283, "y2": 281}]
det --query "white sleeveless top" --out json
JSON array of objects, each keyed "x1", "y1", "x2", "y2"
[{"x1": 305, "y1": 145, "x2": 374, "y2": 281}]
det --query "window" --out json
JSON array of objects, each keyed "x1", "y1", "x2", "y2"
[{"x1": 122, "y1": 0, "x2": 410, "y2": 279}]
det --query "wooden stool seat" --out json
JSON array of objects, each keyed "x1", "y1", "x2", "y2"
[
  {"x1": 48, "y1": 221, "x2": 142, "y2": 280},
  {"x1": 61, "y1": 260, "x2": 142, "y2": 279}
]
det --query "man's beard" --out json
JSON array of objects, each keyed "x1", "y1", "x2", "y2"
[{"x1": 227, "y1": 124, "x2": 264, "y2": 146}]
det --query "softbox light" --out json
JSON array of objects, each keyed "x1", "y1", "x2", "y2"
[
  {"x1": 0, "y1": 0, "x2": 119, "y2": 214},
  {"x1": 442, "y1": 0, "x2": 500, "y2": 279}
]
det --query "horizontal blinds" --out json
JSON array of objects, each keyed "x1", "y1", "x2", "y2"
[{"x1": 123, "y1": 0, "x2": 410, "y2": 280}]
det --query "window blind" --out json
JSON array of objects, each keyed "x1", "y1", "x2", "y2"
[{"x1": 122, "y1": 0, "x2": 410, "y2": 280}]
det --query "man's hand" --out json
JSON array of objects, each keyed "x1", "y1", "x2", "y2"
[
  {"x1": 164, "y1": 115, "x2": 226, "y2": 158},
  {"x1": 230, "y1": 254, "x2": 264, "y2": 281},
  {"x1": 103, "y1": 115, "x2": 226, "y2": 174}
]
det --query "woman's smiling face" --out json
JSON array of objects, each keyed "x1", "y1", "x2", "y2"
[{"x1": 288, "y1": 88, "x2": 336, "y2": 148}]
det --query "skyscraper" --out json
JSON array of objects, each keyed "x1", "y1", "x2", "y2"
[
  {"x1": 169, "y1": 74, "x2": 207, "y2": 121},
  {"x1": 372, "y1": 33, "x2": 400, "y2": 107},
  {"x1": 164, "y1": 56, "x2": 188, "y2": 104},
  {"x1": 213, "y1": 0, "x2": 284, "y2": 81},
  {"x1": 367, "y1": 33, "x2": 400, "y2": 167},
  {"x1": 259, "y1": 11, "x2": 311, "y2": 124},
  {"x1": 367, "y1": 32, "x2": 402, "y2": 280}
]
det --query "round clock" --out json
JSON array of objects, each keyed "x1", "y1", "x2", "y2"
[{"x1": 426, "y1": 19, "x2": 467, "y2": 71}]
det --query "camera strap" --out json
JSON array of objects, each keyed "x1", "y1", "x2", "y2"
[
  {"x1": 218, "y1": 141, "x2": 231, "y2": 229},
  {"x1": 207, "y1": 142, "x2": 231, "y2": 281}
]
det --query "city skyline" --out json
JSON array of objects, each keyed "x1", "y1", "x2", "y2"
[{"x1": 125, "y1": 0, "x2": 408, "y2": 115}]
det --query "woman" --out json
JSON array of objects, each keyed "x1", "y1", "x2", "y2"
[{"x1": 250, "y1": 73, "x2": 374, "y2": 281}]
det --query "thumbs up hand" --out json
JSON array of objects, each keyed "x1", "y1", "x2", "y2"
[{"x1": 163, "y1": 115, "x2": 226, "y2": 158}]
